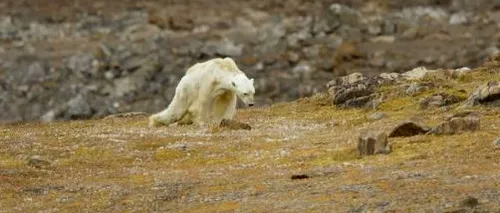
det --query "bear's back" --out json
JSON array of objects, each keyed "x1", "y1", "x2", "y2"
[{"x1": 186, "y1": 58, "x2": 242, "y2": 75}]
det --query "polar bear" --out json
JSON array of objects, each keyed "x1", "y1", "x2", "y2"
[{"x1": 149, "y1": 57, "x2": 255, "y2": 127}]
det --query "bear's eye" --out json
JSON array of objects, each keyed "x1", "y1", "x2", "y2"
[{"x1": 243, "y1": 93, "x2": 248, "y2": 96}]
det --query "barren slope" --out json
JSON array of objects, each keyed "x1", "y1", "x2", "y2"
[{"x1": 1, "y1": 64, "x2": 500, "y2": 212}]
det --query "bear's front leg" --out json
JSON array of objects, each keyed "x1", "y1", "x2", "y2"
[{"x1": 221, "y1": 93, "x2": 237, "y2": 121}]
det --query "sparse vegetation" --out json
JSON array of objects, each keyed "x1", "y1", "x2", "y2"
[{"x1": 1, "y1": 66, "x2": 500, "y2": 212}]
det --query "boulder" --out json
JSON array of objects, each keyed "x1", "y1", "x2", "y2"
[
  {"x1": 405, "y1": 82, "x2": 430, "y2": 96},
  {"x1": 462, "y1": 81, "x2": 500, "y2": 107},
  {"x1": 327, "y1": 73, "x2": 381, "y2": 109},
  {"x1": 402, "y1": 67, "x2": 435, "y2": 80},
  {"x1": 66, "y1": 94, "x2": 92, "y2": 119},
  {"x1": 389, "y1": 121, "x2": 430, "y2": 137},
  {"x1": 427, "y1": 115, "x2": 480, "y2": 135},
  {"x1": 379, "y1": 72, "x2": 400, "y2": 81},
  {"x1": 357, "y1": 131, "x2": 391, "y2": 156},
  {"x1": 67, "y1": 54, "x2": 98, "y2": 76},
  {"x1": 419, "y1": 93, "x2": 465, "y2": 110}
]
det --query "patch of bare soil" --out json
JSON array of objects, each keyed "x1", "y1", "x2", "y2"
[{"x1": 1, "y1": 62, "x2": 500, "y2": 212}]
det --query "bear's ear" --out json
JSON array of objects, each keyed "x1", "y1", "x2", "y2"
[{"x1": 231, "y1": 81, "x2": 236, "y2": 87}]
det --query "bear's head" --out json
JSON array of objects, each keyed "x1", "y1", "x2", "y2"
[{"x1": 231, "y1": 74, "x2": 255, "y2": 107}]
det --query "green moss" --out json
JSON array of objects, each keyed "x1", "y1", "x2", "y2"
[
  {"x1": 154, "y1": 148, "x2": 187, "y2": 161},
  {"x1": 308, "y1": 148, "x2": 360, "y2": 166},
  {"x1": 0, "y1": 154, "x2": 24, "y2": 169}
]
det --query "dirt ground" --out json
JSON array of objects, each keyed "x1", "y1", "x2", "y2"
[
  {"x1": 1, "y1": 61, "x2": 500, "y2": 212},
  {"x1": 1, "y1": 0, "x2": 500, "y2": 212}
]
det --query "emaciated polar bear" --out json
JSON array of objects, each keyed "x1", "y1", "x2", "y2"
[{"x1": 149, "y1": 57, "x2": 255, "y2": 127}]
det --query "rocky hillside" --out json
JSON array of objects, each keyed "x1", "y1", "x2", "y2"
[
  {"x1": 1, "y1": 0, "x2": 500, "y2": 123},
  {"x1": 1, "y1": 54, "x2": 499, "y2": 212}
]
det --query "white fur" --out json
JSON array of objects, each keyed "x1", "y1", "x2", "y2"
[{"x1": 149, "y1": 57, "x2": 255, "y2": 127}]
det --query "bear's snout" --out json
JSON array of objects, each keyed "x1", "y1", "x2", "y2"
[{"x1": 248, "y1": 103, "x2": 254, "y2": 107}]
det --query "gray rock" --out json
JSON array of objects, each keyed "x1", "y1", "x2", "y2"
[
  {"x1": 24, "y1": 61, "x2": 47, "y2": 84},
  {"x1": 104, "y1": 71, "x2": 115, "y2": 80},
  {"x1": 389, "y1": 121, "x2": 430, "y2": 137},
  {"x1": 370, "y1": 35, "x2": 395, "y2": 43},
  {"x1": 405, "y1": 82, "x2": 429, "y2": 96},
  {"x1": 357, "y1": 131, "x2": 391, "y2": 156},
  {"x1": 201, "y1": 38, "x2": 244, "y2": 57},
  {"x1": 26, "y1": 155, "x2": 51, "y2": 168},
  {"x1": 493, "y1": 138, "x2": 500, "y2": 147},
  {"x1": 327, "y1": 73, "x2": 367, "y2": 87},
  {"x1": 113, "y1": 62, "x2": 159, "y2": 97},
  {"x1": 67, "y1": 54, "x2": 97, "y2": 75},
  {"x1": 427, "y1": 115, "x2": 480, "y2": 135},
  {"x1": 419, "y1": 93, "x2": 465, "y2": 110},
  {"x1": 331, "y1": 84, "x2": 373, "y2": 107},
  {"x1": 257, "y1": 19, "x2": 286, "y2": 50},
  {"x1": 453, "y1": 67, "x2": 471, "y2": 78},
  {"x1": 172, "y1": 40, "x2": 204, "y2": 57},
  {"x1": 41, "y1": 110, "x2": 57, "y2": 122},
  {"x1": 97, "y1": 43, "x2": 113, "y2": 58},
  {"x1": 285, "y1": 51, "x2": 300, "y2": 63},
  {"x1": 368, "y1": 112, "x2": 386, "y2": 121},
  {"x1": 287, "y1": 28, "x2": 312, "y2": 48},
  {"x1": 370, "y1": 57, "x2": 386, "y2": 68},
  {"x1": 121, "y1": 56, "x2": 149, "y2": 72},
  {"x1": 313, "y1": 16, "x2": 334, "y2": 35},
  {"x1": 396, "y1": 6, "x2": 449, "y2": 23},
  {"x1": 122, "y1": 24, "x2": 161, "y2": 41},
  {"x1": 56, "y1": 195, "x2": 73, "y2": 203},
  {"x1": 327, "y1": 73, "x2": 381, "y2": 109},
  {"x1": 312, "y1": 3, "x2": 359, "y2": 35},
  {"x1": 302, "y1": 44, "x2": 322, "y2": 60},
  {"x1": 382, "y1": 20, "x2": 396, "y2": 35},
  {"x1": 367, "y1": 23, "x2": 382, "y2": 35},
  {"x1": 462, "y1": 81, "x2": 500, "y2": 107},
  {"x1": 449, "y1": 12, "x2": 468, "y2": 25},
  {"x1": 483, "y1": 46, "x2": 500, "y2": 58},
  {"x1": 401, "y1": 27, "x2": 421, "y2": 40},
  {"x1": 379, "y1": 72, "x2": 400, "y2": 81},
  {"x1": 292, "y1": 62, "x2": 313, "y2": 80},
  {"x1": 67, "y1": 94, "x2": 92, "y2": 119},
  {"x1": 0, "y1": 16, "x2": 17, "y2": 40},
  {"x1": 402, "y1": 67, "x2": 435, "y2": 80},
  {"x1": 444, "y1": 111, "x2": 477, "y2": 121},
  {"x1": 114, "y1": 77, "x2": 137, "y2": 97},
  {"x1": 328, "y1": 4, "x2": 360, "y2": 27}
]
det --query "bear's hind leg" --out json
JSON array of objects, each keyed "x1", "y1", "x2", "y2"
[
  {"x1": 149, "y1": 91, "x2": 188, "y2": 127},
  {"x1": 177, "y1": 111, "x2": 194, "y2": 125}
]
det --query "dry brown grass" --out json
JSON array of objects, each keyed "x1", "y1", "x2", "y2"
[{"x1": 1, "y1": 67, "x2": 500, "y2": 212}]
